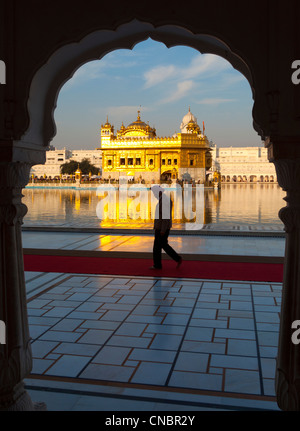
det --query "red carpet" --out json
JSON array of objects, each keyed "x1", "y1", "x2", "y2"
[{"x1": 23, "y1": 254, "x2": 283, "y2": 282}]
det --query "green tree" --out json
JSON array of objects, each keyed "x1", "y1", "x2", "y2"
[
  {"x1": 60, "y1": 158, "x2": 99, "y2": 175},
  {"x1": 79, "y1": 158, "x2": 99, "y2": 175}
]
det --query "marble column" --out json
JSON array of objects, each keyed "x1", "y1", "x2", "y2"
[
  {"x1": 0, "y1": 161, "x2": 45, "y2": 411},
  {"x1": 273, "y1": 157, "x2": 300, "y2": 410}
]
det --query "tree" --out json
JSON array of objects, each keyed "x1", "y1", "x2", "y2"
[
  {"x1": 60, "y1": 158, "x2": 99, "y2": 175},
  {"x1": 79, "y1": 158, "x2": 99, "y2": 175}
]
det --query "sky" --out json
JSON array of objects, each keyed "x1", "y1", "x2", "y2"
[{"x1": 52, "y1": 38, "x2": 261, "y2": 150}]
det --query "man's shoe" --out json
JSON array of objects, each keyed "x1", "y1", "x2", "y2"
[
  {"x1": 149, "y1": 266, "x2": 162, "y2": 270},
  {"x1": 176, "y1": 257, "x2": 183, "y2": 269}
]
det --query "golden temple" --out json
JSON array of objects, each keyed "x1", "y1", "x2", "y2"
[{"x1": 99, "y1": 108, "x2": 212, "y2": 183}]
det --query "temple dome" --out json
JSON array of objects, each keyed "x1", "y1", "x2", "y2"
[
  {"x1": 127, "y1": 112, "x2": 148, "y2": 131},
  {"x1": 180, "y1": 107, "x2": 199, "y2": 133},
  {"x1": 118, "y1": 111, "x2": 156, "y2": 138}
]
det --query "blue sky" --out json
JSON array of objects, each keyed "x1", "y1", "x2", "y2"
[{"x1": 52, "y1": 38, "x2": 261, "y2": 150}]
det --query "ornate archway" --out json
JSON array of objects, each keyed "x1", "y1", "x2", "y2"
[{"x1": 1, "y1": 2, "x2": 300, "y2": 411}]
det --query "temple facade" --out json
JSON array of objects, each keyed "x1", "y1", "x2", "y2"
[{"x1": 99, "y1": 109, "x2": 212, "y2": 183}]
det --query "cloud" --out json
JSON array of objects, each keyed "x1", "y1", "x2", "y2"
[
  {"x1": 63, "y1": 56, "x2": 138, "y2": 89},
  {"x1": 183, "y1": 55, "x2": 230, "y2": 80},
  {"x1": 196, "y1": 98, "x2": 237, "y2": 105},
  {"x1": 144, "y1": 65, "x2": 177, "y2": 88},
  {"x1": 160, "y1": 80, "x2": 194, "y2": 104},
  {"x1": 143, "y1": 54, "x2": 231, "y2": 89},
  {"x1": 62, "y1": 61, "x2": 108, "y2": 89}
]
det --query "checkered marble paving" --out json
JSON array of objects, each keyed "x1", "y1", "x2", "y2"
[{"x1": 26, "y1": 273, "x2": 281, "y2": 400}]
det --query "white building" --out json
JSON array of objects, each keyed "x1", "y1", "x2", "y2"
[
  {"x1": 30, "y1": 144, "x2": 275, "y2": 183},
  {"x1": 30, "y1": 148, "x2": 102, "y2": 178},
  {"x1": 70, "y1": 150, "x2": 102, "y2": 170},
  {"x1": 211, "y1": 145, "x2": 277, "y2": 183}
]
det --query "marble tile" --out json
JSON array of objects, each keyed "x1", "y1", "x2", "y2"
[
  {"x1": 131, "y1": 362, "x2": 172, "y2": 385},
  {"x1": 169, "y1": 370, "x2": 222, "y2": 391},
  {"x1": 38, "y1": 329, "x2": 83, "y2": 342},
  {"x1": 31, "y1": 340, "x2": 60, "y2": 358},
  {"x1": 214, "y1": 328, "x2": 256, "y2": 340},
  {"x1": 150, "y1": 333, "x2": 183, "y2": 350},
  {"x1": 80, "y1": 363, "x2": 135, "y2": 382},
  {"x1": 28, "y1": 299, "x2": 53, "y2": 309},
  {"x1": 80, "y1": 320, "x2": 120, "y2": 331},
  {"x1": 129, "y1": 348, "x2": 176, "y2": 363},
  {"x1": 45, "y1": 355, "x2": 91, "y2": 377},
  {"x1": 107, "y1": 335, "x2": 152, "y2": 349},
  {"x1": 224, "y1": 369, "x2": 261, "y2": 394},
  {"x1": 227, "y1": 339, "x2": 257, "y2": 356},
  {"x1": 163, "y1": 314, "x2": 190, "y2": 326},
  {"x1": 92, "y1": 346, "x2": 131, "y2": 365},
  {"x1": 260, "y1": 358, "x2": 277, "y2": 379},
  {"x1": 174, "y1": 352, "x2": 209, "y2": 373},
  {"x1": 53, "y1": 342, "x2": 99, "y2": 356},
  {"x1": 101, "y1": 310, "x2": 131, "y2": 321},
  {"x1": 184, "y1": 327, "x2": 214, "y2": 342},
  {"x1": 77, "y1": 329, "x2": 113, "y2": 345},
  {"x1": 32, "y1": 358, "x2": 55, "y2": 374},
  {"x1": 115, "y1": 322, "x2": 147, "y2": 337},
  {"x1": 257, "y1": 331, "x2": 279, "y2": 347},
  {"x1": 189, "y1": 318, "x2": 227, "y2": 329},
  {"x1": 145, "y1": 324, "x2": 185, "y2": 335},
  {"x1": 30, "y1": 325, "x2": 52, "y2": 339},
  {"x1": 229, "y1": 317, "x2": 255, "y2": 330},
  {"x1": 51, "y1": 318, "x2": 84, "y2": 332},
  {"x1": 210, "y1": 354, "x2": 259, "y2": 370},
  {"x1": 43, "y1": 307, "x2": 73, "y2": 318}
]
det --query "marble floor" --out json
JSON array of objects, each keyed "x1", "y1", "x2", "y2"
[
  {"x1": 24, "y1": 271, "x2": 281, "y2": 411},
  {"x1": 22, "y1": 230, "x2": 285, "y2": 257},
  {"x1": 22, "y1": 229, "x2": 284, "y2": 411}
]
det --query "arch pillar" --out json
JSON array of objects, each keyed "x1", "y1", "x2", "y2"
[
  {"x1": 0, "y1": 159, "x2": 46, "y2": 410},
  {"x1": 266, "y1": 138, "x2": 300, "y2": 410}
]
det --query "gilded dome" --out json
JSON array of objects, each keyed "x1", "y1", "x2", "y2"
[
  {"x1": 127, "y1": 111, "x2": 148, "y2": 131},
  {"x1": 101, "y1": 116, "x2": 113, "y2": 129},
  {"x1": 186, "y1": 119, "x2": 200, "y2": 134},
  {"x1": 118, "y1": 111, "x2": 156, "y2": 138}
]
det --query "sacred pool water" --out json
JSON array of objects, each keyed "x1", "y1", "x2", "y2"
[{"x1": 22, "y1": 183, "x2": 285, "y2": 231}]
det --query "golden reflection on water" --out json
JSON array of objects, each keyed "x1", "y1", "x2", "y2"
[{"x1": 22, "y1": 184, "x2": 285, "y2": 229}]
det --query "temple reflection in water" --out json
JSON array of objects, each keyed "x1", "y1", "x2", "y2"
[{"x1": 22, "y1": 183, "x2": 285, "y2": 230}]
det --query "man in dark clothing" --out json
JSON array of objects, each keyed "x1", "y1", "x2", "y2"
[{"x1": 149, "y1": 185, "x2": 182, "y2": 270}]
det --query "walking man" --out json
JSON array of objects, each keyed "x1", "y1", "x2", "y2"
[{"x1": 149, "y1": 185, "x2": 182, "y2": 270}]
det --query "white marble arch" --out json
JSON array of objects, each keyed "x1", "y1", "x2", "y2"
[{"x1": 3, "y1": 14, "x2": 300, "y2": 412}]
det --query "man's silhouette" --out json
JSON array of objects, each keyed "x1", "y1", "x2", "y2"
[{"x1": 149, "y1": 185, "x2": 182, "y2": 270}]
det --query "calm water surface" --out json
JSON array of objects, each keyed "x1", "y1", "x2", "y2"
[{"x1": 22, "y1": 184, "x2": 285, "y2": 230}]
